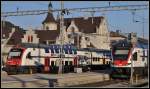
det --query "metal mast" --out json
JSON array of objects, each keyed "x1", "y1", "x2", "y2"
[{"x1": 58, "y1": 1, "x2": 64, "y2": 74}]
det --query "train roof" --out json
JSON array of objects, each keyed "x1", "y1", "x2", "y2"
[
  {"x1": 112, "y1": 40, "x2": 148, "y2": 49},
  {"x1": 77, "y1": 48, "x2": 110, "y2": 52},
  {"x1": 18, "y1": 43, "x2": 77, "y2": 50},
  {"x1": 17, "y1": 43, "x2": 111, "y2": 52},
  {"x1": 136, "y1": 41, "x2": 148, "y2": 49}
]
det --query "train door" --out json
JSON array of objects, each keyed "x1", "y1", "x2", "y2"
[
  {"x1": 44, "y1": 57, "x2": 50, "y2": 72},
  {"x1": 74, "y1": 56, "x2": 78, "y2": 67}
]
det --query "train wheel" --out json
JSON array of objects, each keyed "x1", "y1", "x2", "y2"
[
  {"x1": 23, "y1": 68, "x2": 29, "y2": 74},
  {"x1": 7, "y1": 72, "x2": 13, "y2": 75}
]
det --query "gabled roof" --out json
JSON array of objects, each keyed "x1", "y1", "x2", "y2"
[
  {"x1": 7, "y1": 29, "x2": 24, "y2": 45},
  {"x1": 35, "y1": 30, "x2": 59, "y2": 42},
  {"x1": 2, "y1": 21, "x2": 25, "y2": 45},
  {"x1": 63, "y1": 16, "x2": 103, "y2": 34},
  {"x1": 109, "y1": 31, "x2": 127, "y2": 38}
]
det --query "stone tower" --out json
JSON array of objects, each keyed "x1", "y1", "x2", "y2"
[{"x1": 42, "y1": 2, "x2": 57, "y2": 30}]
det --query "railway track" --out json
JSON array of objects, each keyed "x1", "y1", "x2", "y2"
[
  {"x1": 69, "y1": 79, "x2": 129, "y2": 87},
  {"x1": 69, "y1": 78, "x2": 148, "y2": 88}
]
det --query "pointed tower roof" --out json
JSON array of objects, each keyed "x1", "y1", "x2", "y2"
[
  {"x1": 48, "y1": 1, "x2": 52, "y2": 9},
  {"x1": 42, "y1": 2, "x2": 56, "y2": 24},
  {"x1": 42, "y1": 13, "x2": 56, "y2": 24}
]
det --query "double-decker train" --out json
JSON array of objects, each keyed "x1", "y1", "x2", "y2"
[
  {"x1": 110, "y1": 40, "x2": 148, "y2": 79},
  {"x1": 5, "y1": 44, "x2": 77, "y2": 74},
  {"x1": 77, "y1": 48, "x2": 111, "y2": 70},
  {"x1": 4, "y1": 43, "x2": 111, "y2": 74}
]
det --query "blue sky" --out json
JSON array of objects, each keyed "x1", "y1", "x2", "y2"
[{"x1": 1, "y1": 1, "x2": 149, "y2": 39}]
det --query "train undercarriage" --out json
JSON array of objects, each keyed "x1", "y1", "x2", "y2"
[
  {"x1": 3, "y1": 65, "x2": 91, "y2": 75},
  {"x1": 110, "y1": 67, "x2": 148, "y2": 79}
]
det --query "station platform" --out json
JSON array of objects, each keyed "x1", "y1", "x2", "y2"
[
  {"x1": 1, "y1": 72, "x2": 110, "y2": 88},
  {"x1": 130, "y1": 78, "x2": 148, "y2": 87}
]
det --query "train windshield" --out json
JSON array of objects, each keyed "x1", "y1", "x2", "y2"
[
  {"x1": 8, "y1": 48, "x2": 23, "y2": 59},
  {"x1": 113, "y1": 49, "x2": 129, "y2": 60}
]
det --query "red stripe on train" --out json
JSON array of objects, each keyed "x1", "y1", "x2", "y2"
[{"x1": 114, "y1": 60, "x2": 128, "y2": 66}]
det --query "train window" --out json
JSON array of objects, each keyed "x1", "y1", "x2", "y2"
[
  {"x1": 45, "y1": 48, "x2": 49, "y2": 53},
  {"x1": 93, "y1": 58, "x2": 96, "y2": 61},
  {"x1": 55, "y1": 48, "x2": 59, "y2": 53},
  {"x1": 62, "y1": 61, "x2": 64, "y2": 65},
  {"x1": 142, "y1": 57, "x2": 145, "y2": 61},
  {"x1": 64, "y1": 49, "x2": 68, "y2": 54},
  {"x1": 106, "y1": 61, "x2": 108, "y2": 64},
  {"x1": 8, "y1": 49, "x2": 23, "y2": 58},
  {"x1": 133, "y1": 52, "x2": 137, "y2": 61},
  {"x1": 69, "y1": 49, "x2": 73, "y2": 54},
  {"x1": 95, "y1": 58, "x2": 97, "y2": 61},
  {"x1": 93, "y1": 58, "x2": 95, "y2": 61},
  {"x1": 26, "y1": 52, "x2": 31, "y2": 59},
  {"x1": 33, "y1": 48, "x2": 35, "y2": 50},
  {"x1": 69, "y1": 61, "x2": 72, "y2": 66},
  {"x1": 65, "y1": 61, "x2": 68, "y2": 66},
  {"x1": 96, "y1": 58, "x2": 99, "y2": 61},
  {"x1": 103, "y1": 58, "x2": 105, "y2": 64},
  {"x1": 74, "y1": 50, "x2": 77, "y2": 54},
  {"x1": 51, "y1": 61, "x2": 54, "y2": 66},
  {"x1": 50, "y1": 49, "x2": 54, "y2": 53}
]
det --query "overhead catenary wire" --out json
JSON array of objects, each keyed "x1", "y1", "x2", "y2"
[{"x1": 1, "y1": 4, "x2": 148, "y2": 17}]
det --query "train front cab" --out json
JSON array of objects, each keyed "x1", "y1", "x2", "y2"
[{"x1": 5, "y1": 47, "x2": 26, "y2": 74}]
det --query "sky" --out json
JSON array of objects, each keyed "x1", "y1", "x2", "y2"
[{"x1": 1, "y1": 1, "x2": 149, "y2": 39}]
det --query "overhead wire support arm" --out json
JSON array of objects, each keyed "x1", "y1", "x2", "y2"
[
  {"x1": 1, "y1": 10, "x2": 48, "y2": 17},
  {"x1": 1, "y1": 4, "x2": 148, "y2": 17},
  {"x1": 60, "y1": 4, "x2": 148, "y2": 12}
]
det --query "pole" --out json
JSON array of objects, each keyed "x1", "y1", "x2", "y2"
[
  {"x1": 142, "y1": 17, "x2": 144, "y2": 39},
  {"x1": 130, "y1": 47, "x2": 134, "y2": 85},
  {"x1": 130, "y1": 39, "x2": 136, "y2": 85},
  {"x1": 58, "y1": 1, "x2": 64, "y2": 74}
]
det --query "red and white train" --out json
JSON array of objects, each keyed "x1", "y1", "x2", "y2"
[
  {"x1": 4, "y1": 43, "x2": 111, "y2": 74},
  {"x1": 110, "y1": 40, "x2": 148, "y2": 79},
  {"x1": 5, "y1": 44, "x2": 78, "y2": 74}
]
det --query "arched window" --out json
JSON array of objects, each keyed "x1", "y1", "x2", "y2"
[
  {"x1": 28, "y1": 36, "x2": 30, "y2": 42},
  {"x1": 30, "y1": 35, "x2": 33, "y2": 42},
  {"x1": 71, "y1": 27, "x2": 75, "y2": 33}
]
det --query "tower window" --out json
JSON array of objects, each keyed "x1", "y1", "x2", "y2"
[{"x1": 71, "y1": 27, "x2": 75, "y2": 33}]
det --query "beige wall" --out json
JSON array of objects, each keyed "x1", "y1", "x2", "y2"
[
  {"x1": 22, "y1": 29, "x2": 39, "y2": 43},
  {"x1": 43, "y1": 22, "x2": 57, "y2": 30}
]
